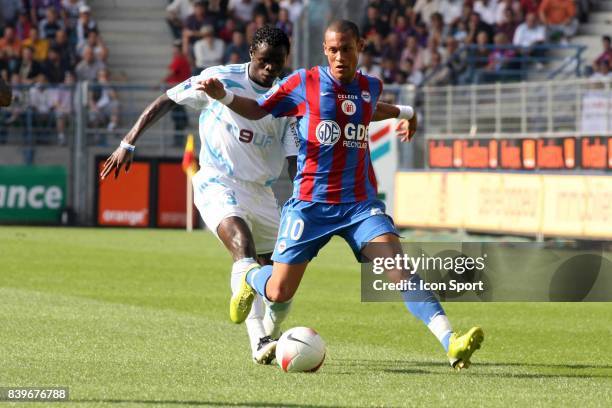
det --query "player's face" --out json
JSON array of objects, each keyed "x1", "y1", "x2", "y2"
[
  {"x1": 249, "y1": 44, "x2": 288, "y2": 88},
  {"x1": 323, "y1": 30, "x2": 363, "y2": 83}
]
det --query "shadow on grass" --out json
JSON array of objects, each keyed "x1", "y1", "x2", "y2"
[
  {"x1": 327, "y1": 359, "x2": 612, "y2": 379},
  {"x1": 70, "y1": 400, "x2": 356, "y2": 408},
  {"x1": 382, "y1": 369, "x2": 611, "y2": 379}
]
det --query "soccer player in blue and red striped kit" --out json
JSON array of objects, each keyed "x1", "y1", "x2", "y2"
[{"x1": 199, "y1": 20, "x2": 484, "y2": 369}]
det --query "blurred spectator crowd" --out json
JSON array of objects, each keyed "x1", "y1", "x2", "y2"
[
  {"x1": 356, "y1": 0, "x2": 606, "y2": 86},
  {"x1": 165, "y1": 0, "x2": 303, "y2": 76},
  {"x1": 0, "y1": 0, "x2": 117, "y2": 144}
]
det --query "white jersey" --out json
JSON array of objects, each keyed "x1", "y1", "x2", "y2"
[{"x1": 166, "y1": 63, "x2": 298, "y2": 186}]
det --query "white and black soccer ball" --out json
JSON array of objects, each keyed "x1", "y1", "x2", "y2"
[{"x1": 276, "y1": 327, "x2": 326, "y2": 373}]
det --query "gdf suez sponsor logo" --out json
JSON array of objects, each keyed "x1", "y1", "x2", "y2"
[
  {"x1": 315, "y1": 121, "x2": 369, "y2": 148},
  {"x1": 316, "y1": 120, "x2": 341, "y2": 145}
]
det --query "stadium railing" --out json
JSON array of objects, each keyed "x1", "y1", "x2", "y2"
[
  {"x1": 421, "y1": 76, "x2": 611, "y2": 175},
  {"x1": 423, "y1": 76, "x2": 611, "y2": 139}
]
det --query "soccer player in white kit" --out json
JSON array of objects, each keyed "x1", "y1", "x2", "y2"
[{"x1": 101, "y1": 27, "x2": 298, "y2": 365}]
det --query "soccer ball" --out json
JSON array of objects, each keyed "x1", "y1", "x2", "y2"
[{"x1": 276, "y1": 327, "x2": 326, "y2": 373}]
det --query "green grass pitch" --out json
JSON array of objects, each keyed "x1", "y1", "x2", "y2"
[{"x1": 1, "y1": 227, "x2": 611, "y2": 407}]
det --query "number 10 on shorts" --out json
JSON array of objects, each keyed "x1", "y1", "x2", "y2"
[{"x1": 280, "y1": 216, "x2": 304, "y2": 241}]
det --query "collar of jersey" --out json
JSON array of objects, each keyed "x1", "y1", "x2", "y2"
[
  {"x1": 245, "y1": 63, "x2": 274, "y2": 94},
  {"x1": 324, "y1": 66, "x2": 360, "y2": 89}
]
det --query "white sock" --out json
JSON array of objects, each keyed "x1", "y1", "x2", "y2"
[
  {"x1": 262, "y1": 298, "x2": 292, "y2": 339},
  {"x1": 427, "y1": 314, "x2": 453, "y2": 344},
  {"x1": 231, "y1": 258, "x2": 265, "y2": 355}
]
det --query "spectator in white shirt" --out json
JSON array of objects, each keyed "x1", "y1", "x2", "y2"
[
  {"x1": 513, "y1": 12, "x2": 546, "y2": 65},
  {"x1": 228, "y1": 0, "x2": 256, "y2": 23},
  {"x1": 166, "y1": 0, "x2": 194, "y2": 39},
  {"x1": 413, "y1": 0, "x2": 441, "y2": 26},
  {"x1": 51, "y1": 71, "x2": 75, "y2": 145},
  {"x1": 28, "y1": 73, "x2": 55, "y2": 142},
  {"x1": 440, "y1": 0, "x2": 463, "y2": 25},
  {"x1": 358, "y1": 51, "x2": 382, "y2": 80},
  {"x1": 513, "y1": 12, "x2": 545, "y2": 48},
  {"x1": 474, "y1": 0, "x2": 499, "y2": 26},
  {"x1": 495, "y1": 0, "x2": 514, "y2": 25},
  {"x1": 592, "y1": 60, "x2": 612, "y2": 79},
  {"x1": 279, "y1": 0, "x2": 303, "y2": 24},
  {"x1": 193, "y1": 25, "x2": 224, "y2": 70}
]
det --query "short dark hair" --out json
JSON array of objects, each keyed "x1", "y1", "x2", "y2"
[
  {"x1": 326, "y1": 20, "x2": 360, "y2": 40},
  {"x1": 603, "y1": 35, "x2": 611, "y2": 43},
  {"x1": 249, "y1": 25, "x2": 291, "y2": 55}
]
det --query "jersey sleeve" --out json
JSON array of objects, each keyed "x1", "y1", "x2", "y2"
[
  {"x1": 281, "y1": 118, "x2": 299, "y2": 157},
  {"x1": 166, "y1": 70, "x2": 211, "y2": 110},
  {"x1": 257, "y1": 69, "x2": 306, "y2": 118},
  {"x1": 373, "y1": 77, "x2": 384, "y2": 105}
]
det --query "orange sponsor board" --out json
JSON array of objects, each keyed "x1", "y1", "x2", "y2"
[
  {"x1": 462, "y1": 140, "x2": 489, "y2": 168},
  {"x1": 395, "y1": 172, "x2": 612, "y2": 238},
  {"x1": 500, "y1": 140, "x2": 522, "y2": 169},
  {"x1": 98, "y1": 162, "x2": 150, "y2": 227},
  {"x1": 581, "y1": 137, "x2": 607, "y2": 169},
  {"x1": 428, "y1": 140, "x2": 453, "y2": 168},
  {"x1": 157, "y1": 162, "x2": 196, "y2": 228}
]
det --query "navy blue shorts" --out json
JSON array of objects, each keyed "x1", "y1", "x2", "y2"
[{"x1": 271, "y1": 198, "x2": 398, "y2": 264}]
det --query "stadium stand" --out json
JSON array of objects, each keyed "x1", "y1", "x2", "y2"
[
  {"x1": 357, "y1": 0, "x2": 609, "y2": 86},
  {"x1": 0, "y1": 0, "x2": 607, "y2": 147}
]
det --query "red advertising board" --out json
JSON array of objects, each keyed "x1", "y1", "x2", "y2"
[
  {"x1": 582, "y1": 137, "x2": 607, "y2": 169},
  {"x1": 157, "y1": 162, "x2": 197, "y2": 228},
  {"x1": 428, "y1": 140, "x2": 453, "y2": 168},
  {"x1": 462, "y1": 140, "x2": 489, "y2": 168},
  {"x1": 97, "y1": 161, "x2": 150, "y2": 227},
  {"x1": 427, "y1": 137, "x2": 609, "y2": 170},
  {"x1": 500, "y1": 140, "x2": 522, "y2": 169}
]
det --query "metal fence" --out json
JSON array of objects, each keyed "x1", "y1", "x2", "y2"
[{"x1": 423, "y1": 77, "x2": 612, "y2": 139}]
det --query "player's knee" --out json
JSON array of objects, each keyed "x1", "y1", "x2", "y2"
[{"x1": 266, "y1": 284, "x2": 295, "y2": 303}]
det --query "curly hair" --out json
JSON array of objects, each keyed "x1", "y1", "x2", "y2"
[{"x1": 249, "y1": 25, "x2": 291, "y2": 55}]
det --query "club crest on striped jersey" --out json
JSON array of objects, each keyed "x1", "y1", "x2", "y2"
[
  {"x1": 315, "y1": 120, "x2": 341, "y2": 146},
  {"x1": 361, "y1": 90, "x2": 371, "y2": 103},
  {"x1": 341, "y1": 100, "x2": 357, "y2": 116}
]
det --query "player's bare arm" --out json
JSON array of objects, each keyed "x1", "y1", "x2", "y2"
[
  {"x1": 373, "y1": 102, "x2": 418, "y2": 142},
  {"x1": 196, "y1": 78, "x2": 269, "y2": 120},
  {"x1": 100, "y1": 94, "x2": 177, "y2": 180},
  {"x1": 0, "y1": 76, "x2": 12, "y2": 107}
]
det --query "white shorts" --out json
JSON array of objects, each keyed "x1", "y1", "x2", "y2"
[{"x1": 192, "y1": 168, "x2": 280, "y2": 254}]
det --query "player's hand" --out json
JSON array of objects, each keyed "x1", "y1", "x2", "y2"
[
  {"x1": 196, "y1": 78, "x2": 226, "y2": 100},
  {"x1": 100, "y1": 144, "x2": 134, "y2": 180},
  {"x1": 396, "y1": 115, "x2": 417, "y2": 142}
]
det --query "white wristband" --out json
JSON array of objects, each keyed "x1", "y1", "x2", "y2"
[
  {"x1": 219, "y1": 89, "x2": 235, "y2": 105},
  {"x1": 397, "y1": 105, "x2": 415, "y2": 120},
  {"x1": 120, "y1": 141, "x2": 135, "y2": 152}
]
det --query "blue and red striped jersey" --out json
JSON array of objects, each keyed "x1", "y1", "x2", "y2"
[{"x1": 257, "y1": 66, "x2": 384, "y2": 204}]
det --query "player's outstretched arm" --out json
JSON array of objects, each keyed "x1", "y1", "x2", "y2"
[
  {"x1": 372, "y1": 101, "x2": 418, "y2": 142},
  {"x1": 196, "y1": 78, "x2": 269, "y2": 120},
  {"x1": 0, "y1": 77, "x2": 12, "y2": 107},
  {"x1": 100, "y1": 94, "x2": 177, "y2": 180}
]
